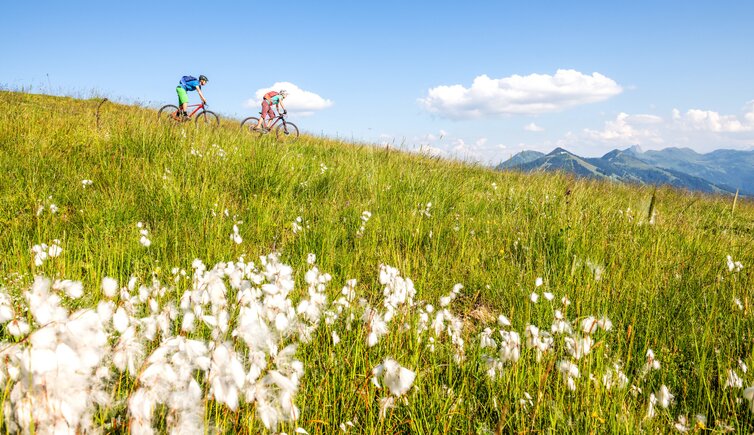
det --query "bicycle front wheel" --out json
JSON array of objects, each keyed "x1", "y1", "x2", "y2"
[
  {"x1": 275, "y1": 121, "x2": 299, "y2": 143},
  {"x1": 158, "y1": 104, "x2": 179, "y2": 122},
  {"x1": 195, "y1": 110, "x2": 219, "y2": 127}
]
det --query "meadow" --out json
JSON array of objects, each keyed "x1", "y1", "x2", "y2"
[{"x1": 0, "y1": 90, "x2": 753, "y2": 433}]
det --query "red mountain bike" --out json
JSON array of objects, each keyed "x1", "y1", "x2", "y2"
[
  {"x1": 158, "y1": 102, "x2": 219, "y2": 126},
  {"x1": 240, "y1": 112, "x2": 299, "y2": 142}
]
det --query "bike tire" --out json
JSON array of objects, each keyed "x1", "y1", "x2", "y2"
[
  {"x1": 195, "y1": 110, "x2": 220, "y2": 127},
  {"x1": 275, "y1": 121, "x2": 299, "y2": 143},
  {"x1": 158, "y1": 104, "x2": 179, "y2": 122},
  {"x1": 240, "y1": 117, "x2": 262, "y2": 133}
]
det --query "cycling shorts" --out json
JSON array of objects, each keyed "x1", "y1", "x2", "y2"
[{"x1": 176, "y1": 86, "x2": 189, "y2": 105}]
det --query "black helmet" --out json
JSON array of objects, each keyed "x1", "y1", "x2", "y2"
[{"x1": 199, "y1": 75, "x2": 208, "y2": 82}]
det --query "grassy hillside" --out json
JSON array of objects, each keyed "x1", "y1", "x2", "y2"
[{"x1": 1, "y1": 91, "x2": 753, "y2": 433}]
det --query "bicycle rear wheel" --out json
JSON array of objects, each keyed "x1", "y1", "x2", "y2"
[
  {"x1": 240, "y1": 117, "x2": 263, "y2": 134},
  {"x1": 158, "y1": 104, "x2": 179, "y2": 122},
  {"x1": 195, "y1": 110, "x2": 219, "y2": 127},
  {"x1": 275, "y1": 121, "x2": 299, "y2": 143}
]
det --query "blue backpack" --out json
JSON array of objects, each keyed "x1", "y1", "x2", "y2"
[{"x1": 182, "y1": 75, "x2": 197, "y2": 83}]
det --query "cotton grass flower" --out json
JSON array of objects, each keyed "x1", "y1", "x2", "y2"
[
  {"x1": 726, "y1": 255, "x2": 744, "y2": 272},
  {"x1": 102, "y1": 277, "x2": 119, "y2": 298},
  {"x1": 725, "y1": 369, "x2": 743, "y2": 389},
  {"x1": 743, "y1": 386, "x2": 754, "y2": 413},
  {"x1": 230, "y1": 224, "x2": 243, "y2": 244},
  {"x1": 371, "y1": 358, "x2": 416, "y2": 396},
  {"x1": 558, "y1": 360, "x2": 579, "y2": 391},
  {"x1": 656, "y1": 384, "x2": 674, "y2": 408}
]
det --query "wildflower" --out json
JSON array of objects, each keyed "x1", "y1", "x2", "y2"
[
  {"x1": 642, "y1": 349, "x2": 661, "y2": 375},
  {"x1": 535, "y1": 277, "x2": 543, "y2": 287},
  {"x1": 558, "y1": 360, "x2": 579, "y2": 391},
  {"x1": 113, "y1": 307, "x2": 129, "y2": 333},
  {"x1": 519, "y1": 392, "x2": 533, "y2": 410},
  {"x1": 543, "y1": 292, "x2": 554, "y2": 301},
  {"x1": 54, "y1": 279, "x2": 84, "y2": 299},
  {"x1": 7, "y1": 319, "x2": 30, "y2": 337},
  {"x1": 230, "y1": 224, "x2": 243, "y2": 244},
  {"x1": 48, "y1": 242, "x2": 63, "y2": 258},
  {"x1": 357, "y1": 211, "x2": 372, "y2": 237},
  {"x1": 657, "y1": 384, "x2": 673, "y2": 408},
  {"x1": 674, "y1": 415, "x2": 690, "y2": 432},
  {"x1": 726, "y1": 255, "x2": 744, "y2": 272},
  {"x1": 734, "y1": 298, "x2": 743, "y2": 310},
  {"x1": 0, "y1": 294, "x2": 15, "y2": 322},
  {"x1": 480, "y1": 328, "x2": 496, "y2": 349},
  {"x1": 602, "y1": 363, "x2": 629, "y2": 390},
  {"x1": 81, "y1": 179, "x2": 93, "y2": 187},
  {"x1": 530, "y1": 292, "x2": 539, "y2": 303},
  {"x1": 581, "y1": 316, "x2": 598, "y2": 334},
  {"x1": 564, "y1": 334, "x2": 593, "y2": 359},
  {"x1": 102, "y1": 277, "x2": 118, "y2": 298},
  {"x1": 292, "y1": 217, "x2": 303, "y2": 234},
  {"x1": 647, "y1": 393, "x2": 658, "y2": 419},
  {"x1": 497, "y1": 315, "x2": 511, "y2": 327},
  {"x1": 726, "y1": 369, "x2": 743, "y2": 388},
  {"x1": 307, "y1": 253, "x2": 316, "y2": 264},
  {"x1": 743, "y1": 386, "x2": 754, "y2": 413},
  {"x1": 371, "y1": 358, "x2": 416, "y2": 396}
]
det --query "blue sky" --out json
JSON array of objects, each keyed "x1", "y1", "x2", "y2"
[{"x1": 4, "y1": 1, "x2": 754, "y2": 163}]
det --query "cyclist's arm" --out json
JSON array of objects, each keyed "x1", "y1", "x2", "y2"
[
  {"x1": 196, "y1": 88, "x2": 207, "y2": 104},
  {"x1": 278, "y1": 101, "x2": 286, "y2": 113}
]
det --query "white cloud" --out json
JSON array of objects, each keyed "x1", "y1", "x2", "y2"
[
  {"x1": 672, "y1": 102, "x2": 754, "y2": 133},
  {"x1": 583, "y1": 112, "x2": 664, "y2": 145},
  {"x1": 554, "y1": 102, "x2": 754, "y2": 156},
  {"x1": 524, "y1": 122, "x2": 544, "y2": 132},
  {"x1": 418, "y1": 69, "x2": 622, "y2": 119},
  {"x1": 244, "y1": 82, "x2": 333, "y2": 116}
]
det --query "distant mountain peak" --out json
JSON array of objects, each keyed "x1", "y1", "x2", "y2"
[
  {"x1": 495, "y1": 145, "x2": 748, "y2": 195},
  {"x1": 547, "y1": 147, "x2": 573, "y2": 156},
  {"x1": 495, "y1": 150, "x2": 545, "y2": 170}
]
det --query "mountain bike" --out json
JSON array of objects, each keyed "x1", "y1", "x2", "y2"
[
  {"x1": 157, "y1": 102, "x2": 219, "y2": 126},
  {"x1": 240, "y1": 112, "x2": 299, "y2": 142}
]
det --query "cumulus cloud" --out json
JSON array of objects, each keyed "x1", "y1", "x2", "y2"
[
  {"x1": 672, "y1": 101, "x2": 754, "y2": 133},
  {"x1": 244, "y1": 82, "x2": 333, "y2": 116},
  {"x1": 583, "y1": 112, "x2": 664, "y2": 145},
  {"x1": 555, "y1": 102, "x2": 754, "y2": 156},
  {"x1": 524, "y1": 122, "x2": 544, "y2": 132},
  {"x1": 418, "y1": 69, "x2": 622, "y2": 119}
]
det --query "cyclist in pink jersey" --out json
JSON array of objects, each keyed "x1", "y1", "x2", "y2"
[{"x1": 254, "y1": 89, "x2": 288, "y2": 130}]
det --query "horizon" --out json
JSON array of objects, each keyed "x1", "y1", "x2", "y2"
[{"x1": 4, "y1": 1, "x2": 754, "y2": 164}]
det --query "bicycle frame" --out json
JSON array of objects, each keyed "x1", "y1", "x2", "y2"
[
  {"x1": 184, "y1": 103, "x2": 206, "y2": 118},
  {"x1": 260, "y1": 111, "x2": 287, "y2": 130}
]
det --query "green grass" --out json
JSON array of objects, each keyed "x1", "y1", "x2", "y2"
[{"x1": 1, "y1": 90, "x2": 753, "y2": 433}]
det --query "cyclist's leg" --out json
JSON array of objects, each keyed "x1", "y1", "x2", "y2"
[
  {"x1": 255, "y1": 101, "x2": 272, "y2": 129},
  {"x1": 176, "y1": 86, "x2": 189, "y2": 118}
]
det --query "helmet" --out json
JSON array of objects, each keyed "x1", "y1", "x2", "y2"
[
  {"x1": 279, "y1": 89, "x2": 288, "y2": 97},
  {"x1": 199, "y1": 75, "x2": 208, "y2": 82}
]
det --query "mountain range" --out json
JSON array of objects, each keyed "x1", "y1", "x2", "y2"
[{"x1": 496, "y1": 146, "x2": 754, "y2": 196}]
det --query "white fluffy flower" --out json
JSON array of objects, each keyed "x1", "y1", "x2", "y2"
[{"x1": 372, "y1": 358, "x2": 416, "y2": 396}]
